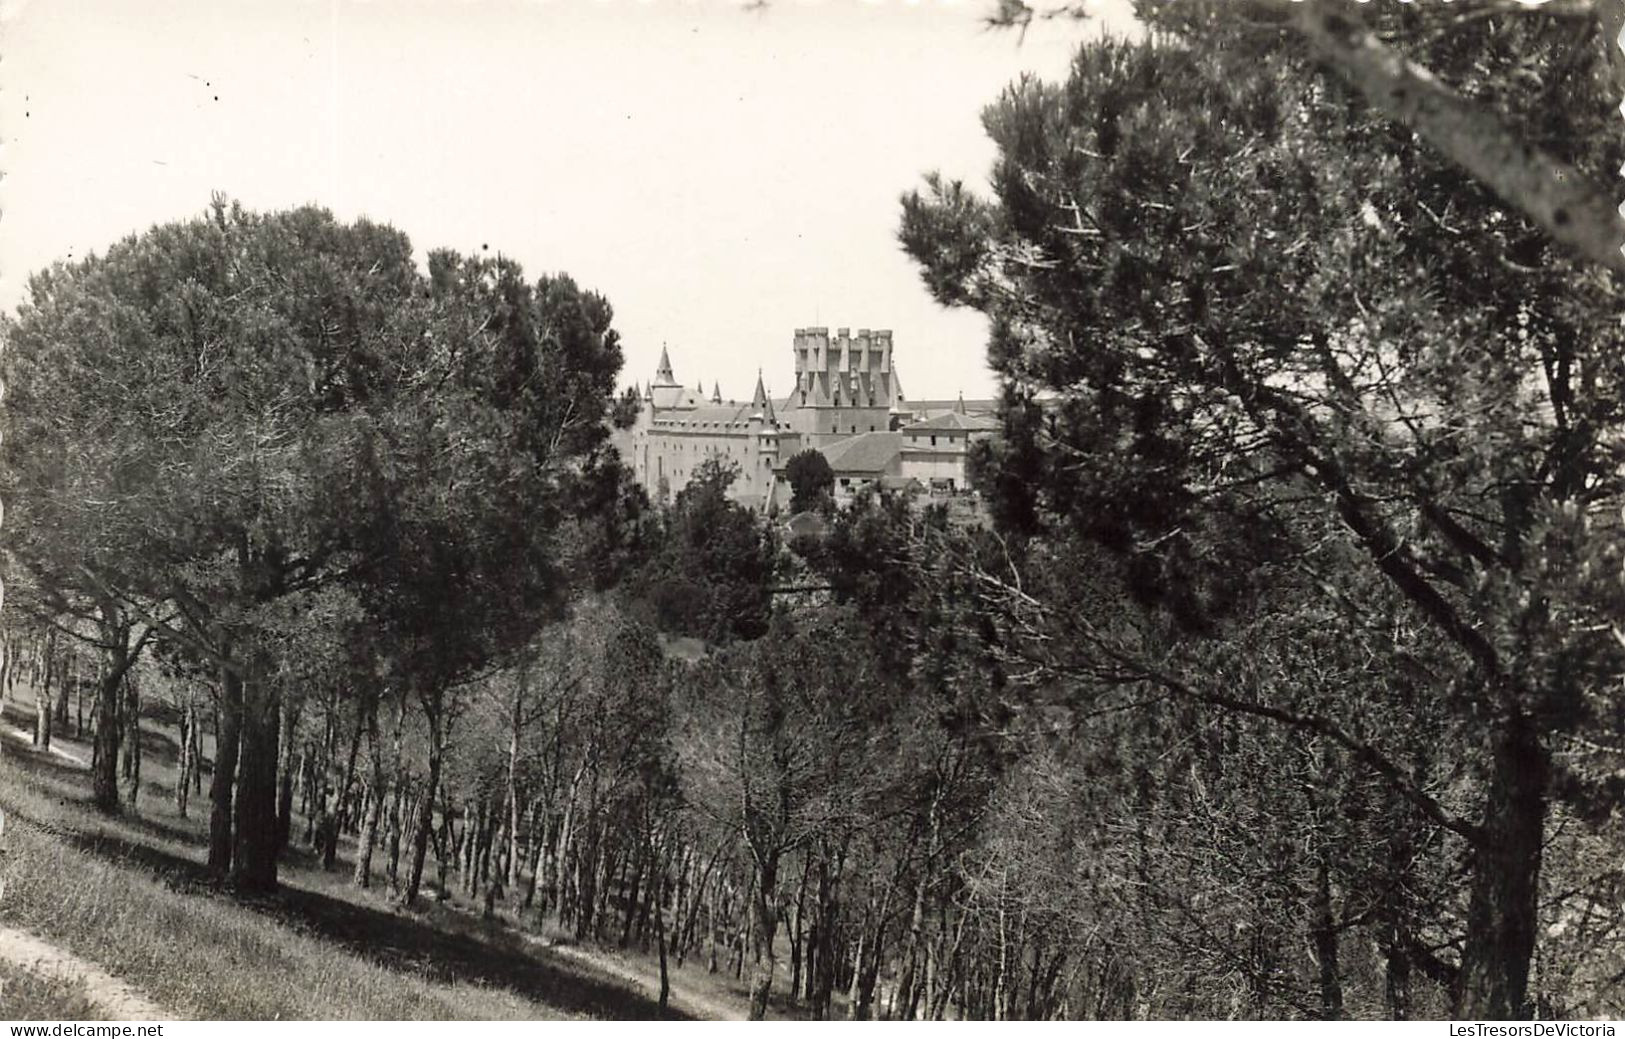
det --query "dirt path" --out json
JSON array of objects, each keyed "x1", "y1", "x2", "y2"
[
  {"x1": 0, "y1": 925, "x2": 172, "y2": 1019},
  {"x1": 525, "y1": 938, "x2": 742, "y2": 1021}
]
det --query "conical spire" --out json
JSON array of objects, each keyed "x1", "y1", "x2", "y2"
[
  {"x1": 750, "y1": 369, "x2": 777, "y2": 425},
  {"x1": 711, "y1": 381, "x2": 722, "y2": 404},
  {"x1": 654, "y1": 344, "x2": 675, "y2": 385}
]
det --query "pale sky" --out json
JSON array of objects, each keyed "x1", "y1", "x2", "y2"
[{"x1": 0, "y1": 0, "x2": 1138, "y2": 400}]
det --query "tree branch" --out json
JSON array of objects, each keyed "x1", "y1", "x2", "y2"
[{"x1": 1280, "y1": 0, "x2": 1625, "y2": 275}]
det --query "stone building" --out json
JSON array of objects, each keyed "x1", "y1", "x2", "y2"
[
  {"x1": 619, "y1": 345, "x2": 786, "y2": 508},
  {"x1": 898, "y1": 403, "x2": 1001, "y2": 493},
  {"x1": 615, "y1": 327, "x2": 998, "y2": 511},
  {"x1": 777, "y1": 327, "x2": 910, "y2": 446}
]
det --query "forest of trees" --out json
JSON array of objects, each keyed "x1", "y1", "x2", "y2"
[{"x1": 1, "y1": 0, "x2": 1621, "y2": 1024}]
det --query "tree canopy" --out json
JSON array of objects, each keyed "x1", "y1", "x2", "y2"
[
  {"x1": 899, "y1": 3, "x2": 1624, "y2": 1018},
  {"x1": 3, "y1": 199, "x2": 634, "y2": 891},
  {"x1": 784, "y1": 449, "x2": 835, "y2": 516}
]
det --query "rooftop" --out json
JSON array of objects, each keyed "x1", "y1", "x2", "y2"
[
  {"x1": 820, "y1": 431, "x2": 904, "y2": 475},
  {"x1": 903, "y1": 411, "x2": 1000, "y2": 433},
  {"x1": 650, "y1": 401, "x2": 772, "y2": 428}
]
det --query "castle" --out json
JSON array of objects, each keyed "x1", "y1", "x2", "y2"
[{"x1": 616, "y1": 327, "x2": 999, "y2": 511}]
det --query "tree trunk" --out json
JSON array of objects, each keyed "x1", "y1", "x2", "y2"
[
  {"x1": 1456, "y1": 715, "x2": 1548, "y2": 1019},
  {"x1": 176, "y1": 704, "x2": 193, "y2": 817},
  {"x1": 706, "y1": 879, "x2": 720, "y2": 974},
  {"x1": 812, "y1": 848, "x2": 842, "y2": 1019},
  {"x1": 33, "y1": 655, "x2": 52, "y2": 752},
  {"x1": 356, "y1": 689, "x2": 401, "y2": 888},
  {"x1": 549, "y1": 761, "x2": 587, "y2": 923},
  {"x1": 1378, "y1": 816, "x2": 1417, "y2": 1020},
  {"x1": 209, "y1": 665, "x2": 242, "y2": 874},
  {"x1": 354, "y1": 779, "x2": 383, "y2": 887},
  {"x1": 121, "y1": 673, "x2": 142, "y2": 808},
  {"x1": 656, "y1": 866, "x2": 671, "y2": 1015},
  {"x1": 35, "y1": 631, "x2": 59, "y2": 750},
  {"x1": 852, "y1": 867, "x2": 901, "y2": 1021},
  {"x1": 1311, "y1": 861, "x2": 1344, "y2": 1019},
  {"x1": 522, "y1": 797, "x2": 547, "y2": 909},
  {"x1": 327, "y1": 699, "x2": 366, "y2": 871},
  {"x1": 748, "y1": 853, "x2": 781, "y2": 1020},
  {"x1": 620, "y1": 838, "x2": 646, "y2": 947},
  {"x1": 231, "y1": 662, "x2": 282, "y2": 893},
  {"x1": 847, "y1": 904, "x2": 870, "y2": 1021},
  {"x1": 76, "y1": 658, "x2": 89, "y2": 739},
  {"x1": 385, "y1": 782, "x2": 407, "y2": 894},
  {"x1": 403, "y1": 691, "x2": 445, "y2": 907},
  {"x1": 275, "y1": 697, "x2": 299, "y2": 852},
  {"x1": 789, "y1": 855, "x2": 809, "y2": 1006},
  {"x1": 896, "y1": 876, "x2": 930, "y2": 1020},
  {"x1": 440, "y1": 790, "x2": 459, "y2": 901},
  {"x1": 0, "y1": 634, "x2": 11, "y2": 709},
  {"x1": 54, "y1": 651, "x2": 72, "y2": 731},
  {"x1": 506, "y1": 695, "x2": 524, "y2": 890}
]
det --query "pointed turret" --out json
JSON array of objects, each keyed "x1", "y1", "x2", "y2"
[
  {"x1": 654, "y1": 344, "x2": 676, "y2": 386},
  {"x1": 711, "y1": 381, "x2": 722, "y2": 404},
  {"x1": 750, "y1": 370, "x2": 777, "y2": 425}
]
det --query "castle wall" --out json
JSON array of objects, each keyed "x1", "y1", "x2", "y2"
[
  {"x1": 619, "y1": 326, "x2": 913, "y2": 511},
  {"x1": 899, "y1": 448, "x2": 966, "y2": 487},
  {"x1": 625, "y1": 400, "x2": 781, "y2": 508}
]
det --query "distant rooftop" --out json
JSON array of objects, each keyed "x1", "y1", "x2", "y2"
[
  {"x1": 903, "y1": 411, "x2": 1000, "y2": 433},
  {"x1": 905, "y1": 397, "x2": 997, "y2": 413},
  {"x1": 821, "y1": 431, "x2": 904, "y2": 474}
]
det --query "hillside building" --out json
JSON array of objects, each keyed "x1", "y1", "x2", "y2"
[{"x1": 615, "y1": 327, "x2": 998, "y2": 511}]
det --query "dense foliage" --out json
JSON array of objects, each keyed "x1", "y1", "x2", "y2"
[{"x1": 2, "y1": 0, "x2": 1621, "y2": 1022}]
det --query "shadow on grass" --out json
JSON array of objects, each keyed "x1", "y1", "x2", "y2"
[
  {"x1": 0, "y1": 743, "x2": 686, "y2": 1021},
  {"x1": 0, "y1": 727, "x2": 92, "y2": 781},
  {"x1": 62, "y1": 826, "x2": 686, "y2": 1019},
  {"x1": 1, "y1": 695, "x2": 184, "y2": 770}
]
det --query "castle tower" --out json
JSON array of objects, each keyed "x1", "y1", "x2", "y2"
[
  {"x1": 653, "y1": 345, "x2": 678, "y2": 387},
  {"x1": 750, "y1": 370, "x2": 777, "y2": 425},
  {"x1": 786, "y1": 325, "x2": 898, "y2": 446}
]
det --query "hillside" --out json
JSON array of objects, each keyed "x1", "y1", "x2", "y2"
[{"x1": 0, "y1": 683, "x2": 758, "y2": 1021}]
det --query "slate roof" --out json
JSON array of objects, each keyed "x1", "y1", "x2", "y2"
[
  {"x1": 650, "y1": 402, "x2": 767, "y2": 428},
  {"x1": 650, "y1": 385, "x2": 710, "y2": 409},
  {"x1": 821, "y1": 432, "x2": 904, "y2": 475},
  {"x1": 905, "y1": 398, "x2": 998, "y2": 417},
  {"x1": 903, "y1": 411, "x2": 1000, "y2": 433}
]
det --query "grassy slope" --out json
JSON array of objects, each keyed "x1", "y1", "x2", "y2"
[
  {"x1": 0, "y1": 960, "x2": 103, "y2": 1019},
  {"x1": 0, "y1": 688, "x2": 683, "y2": 1021}
]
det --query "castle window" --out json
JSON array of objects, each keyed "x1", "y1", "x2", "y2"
[{"x1": 930, "y1": 435, "x2": 937, "y2": 446}]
